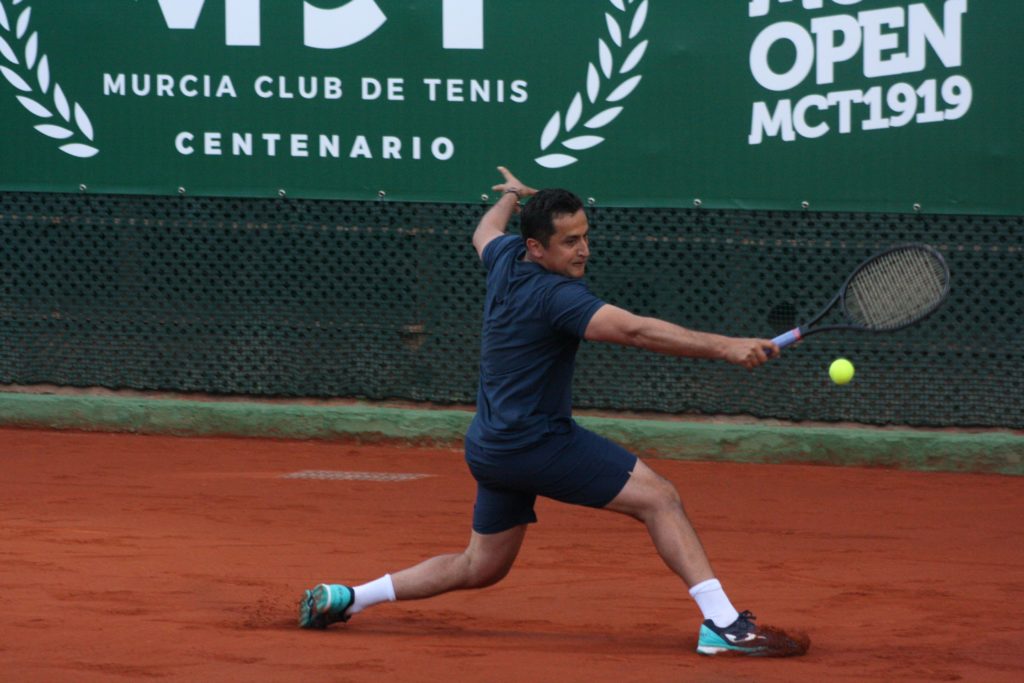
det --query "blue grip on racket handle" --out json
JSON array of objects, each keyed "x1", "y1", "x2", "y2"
[{"x1": 771, "y1": 328, "x2": 803, "y2": 350}]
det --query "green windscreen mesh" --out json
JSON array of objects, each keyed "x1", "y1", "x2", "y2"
[{"x1": 1, "y1": 191, "x2": 1021, "y2": 428}]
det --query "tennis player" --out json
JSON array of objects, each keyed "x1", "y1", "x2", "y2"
[{"x1": 300, "y1": 167, "x2": 808, "y2": 657}]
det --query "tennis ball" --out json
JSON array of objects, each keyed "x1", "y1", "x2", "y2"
[{"x1": 829, "y1": 358, "x2": 855, "y2": 385}]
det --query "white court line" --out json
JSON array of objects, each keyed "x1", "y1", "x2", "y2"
[{"x1": 281, "y1": 470, "x2": 433, "y2": 482}]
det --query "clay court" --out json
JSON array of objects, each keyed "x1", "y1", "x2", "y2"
[{"x1": 2, "y1": 427, "x2": 1022, "y2": 682}]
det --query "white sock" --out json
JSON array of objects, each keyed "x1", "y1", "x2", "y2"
[
  {"x1": 688, "y1": 578, "x2": 740, "y2": 628},
  {"x1": 346, "y1": 574, "x2": 396, "y2": 616}
]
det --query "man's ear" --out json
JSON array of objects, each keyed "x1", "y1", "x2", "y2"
[{"x1": 524, "y1": 237, "x2": 545, "y2": 260}]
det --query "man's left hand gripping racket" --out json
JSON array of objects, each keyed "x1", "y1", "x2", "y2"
[{"x1": 771, "y1": 244, "x2": 950, "y2": 352}]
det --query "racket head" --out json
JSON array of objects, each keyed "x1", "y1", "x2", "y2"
[{"x1": 840, "y1": 244, "x2": 950, "y2": 332}]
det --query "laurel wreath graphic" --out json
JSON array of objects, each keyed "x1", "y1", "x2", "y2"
[
  {"x1": 0, "y1": 0, "x2": 98, "y2": 158},
  {"x1": 535, "y1": 0, "x2": 648, "y2": 169}
]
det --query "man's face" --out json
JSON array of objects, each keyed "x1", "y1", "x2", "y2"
[{"x1": 527, "y1": 209, "x2": 590, "y2": 278}]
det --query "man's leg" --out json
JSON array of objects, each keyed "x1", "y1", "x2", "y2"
[
  {"x1": 604, "y1": 458, "x2": 808, "y2": 656},
  {"x1": 604, "y1": 458, "x2": 740, "y2": 627},
  {"x1": 300, "y1": 524, "x2": 527, "y2": 628},
  {"x1": 391, "y1": 524, "x2": 527, "y2": 599},
  {"x1": 603, "y1": 458, "x2": 714, "y2": 586}
]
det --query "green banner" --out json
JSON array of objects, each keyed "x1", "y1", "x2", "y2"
[{"x1": 0, "y1": 0, "x2": 1020, "y2": 213}]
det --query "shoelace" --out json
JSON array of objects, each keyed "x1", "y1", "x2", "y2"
[{"x1": 730, "y1": 610, "x2": 758, "y2": 632}]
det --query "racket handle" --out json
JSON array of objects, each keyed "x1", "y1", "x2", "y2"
[{"x1": 771, "y1": 328, "x2": 803, "y2": 350}]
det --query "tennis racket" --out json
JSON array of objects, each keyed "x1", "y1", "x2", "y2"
[{"x1": 771, "y1": 243, "x2": 950, "y2": 351}]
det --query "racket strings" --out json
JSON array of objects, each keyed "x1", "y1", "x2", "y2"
[{"x1": 844, "y1": 248, "x2": 947, "y2": 330}]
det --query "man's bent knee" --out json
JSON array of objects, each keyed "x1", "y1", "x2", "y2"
[
  {"x1": 464, "y1": 555, "x2": 514, "y2": 589},
  {"x1": 461, "y1": 526, "x2": 525, "y2": 589},
  {"x1": 607, "y1": 460, "x2": 685, "y2": 520}
]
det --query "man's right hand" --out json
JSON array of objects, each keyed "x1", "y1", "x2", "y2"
[{"x1": 721, "y1": 338, "x2": 778, "y2": 369}]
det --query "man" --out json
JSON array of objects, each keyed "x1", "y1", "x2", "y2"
[{"x1": 299, "y1": 167, "x2": 808, "y2": 657}]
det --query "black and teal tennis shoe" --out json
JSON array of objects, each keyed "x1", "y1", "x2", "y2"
[
  {"x1": 298, "y1": 583, "x2": 354, "y2": 629},
  {"x1": 697, "y1": 610, "x2": 809, "y2": 657}
]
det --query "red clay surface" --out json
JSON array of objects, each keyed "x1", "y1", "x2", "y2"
[{"x1": 1, "y1": 427, "x2": 1022, "y2": 682}]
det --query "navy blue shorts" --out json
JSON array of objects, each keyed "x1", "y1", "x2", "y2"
[{"x1": 464, "y1": 422, "x2": 638, "y2": 534}]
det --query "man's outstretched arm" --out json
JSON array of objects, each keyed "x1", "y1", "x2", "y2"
[
  {"x1": 472, "y1": 166, "x2": 537, "y2": 259},
  {"x1": 584, "y1": 304, "x2": 778, "y2": 369}
]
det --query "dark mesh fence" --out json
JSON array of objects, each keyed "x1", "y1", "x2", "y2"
[{"x1": 1, "y1": 191, "x2": 1020, "y2": 428}]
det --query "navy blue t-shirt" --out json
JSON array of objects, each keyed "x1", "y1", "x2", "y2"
[{"x1": 466, "y1": 234, "x2": 605, "y2": 451}]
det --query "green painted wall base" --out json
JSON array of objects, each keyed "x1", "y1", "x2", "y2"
[{"x1": 1, "y1": 393, "x2": 1020, "y2": 475}]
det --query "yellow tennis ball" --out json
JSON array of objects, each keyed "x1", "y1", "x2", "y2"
[{"x1": 829, "y1": 358, "x2": 855, "y2": 385}]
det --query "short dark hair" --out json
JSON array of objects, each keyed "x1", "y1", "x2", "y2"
[{"x1": 520, "y1": 189, "x2": 584, "y2": 247}]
